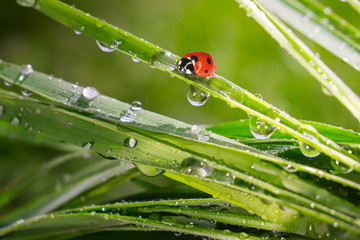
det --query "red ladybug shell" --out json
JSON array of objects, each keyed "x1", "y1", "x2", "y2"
[{"x1": 182, "y1": 52, "x2": 215, "y2": 77}]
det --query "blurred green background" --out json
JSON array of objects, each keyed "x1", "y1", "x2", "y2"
[{"x1": 1, "y1": 0, "x2": 360, "y2": 130}]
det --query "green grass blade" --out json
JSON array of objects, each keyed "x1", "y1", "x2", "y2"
[
  {"x1": 259, "y1": 0, "x2": 360, "y2": 71},
  {"x1": 14, "y1": 0, "x2": 360, "y2": 172},
  {"x1": 235, "y1": 0, "x2": 360, "y2": 123},
  {"x1": 1, "y1": 61, "x2": 360, "y2": 236},
  {"x1": 347, "y1": 0, "x2": 360, "y2": 14}
]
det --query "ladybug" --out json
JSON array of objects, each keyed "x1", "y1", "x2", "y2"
[{"x1": 177, "y1": 52, "x2": 215, "y2": 77}]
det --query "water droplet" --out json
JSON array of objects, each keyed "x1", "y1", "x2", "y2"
[
  {"x1": 321, "y1": 85, "x2": 332, "y2": 96},
  {"x1": 134, "y1": 163, "x2": 164, "y2": 177},
  {"x1": 130, "y1": 101, "x2": 142, "y2": 111},
  {"x1": 11, "y1": 117, "x2": 20, "y2": 126},
  {"x1": 96, "y1": 40, "x2": 115, "y2": 52},
  {"x1": 124, "y1": 137, "x2": 137, "y2": 148},
  {"x1": 283, "y1": 164, "x2": 298, "y2": 173},
  {"x1": 0, "y1": 105, "x2": 4, "y2": 117},
  {"x1": 197, "y1": 130, "x2": 210, "y2": 142},
  {"x1": 132, "y1": 57, "x2": 140, "y2": 63},
  {"x1": 323, "y1": 7, "x2": 332, "y2": 15},
  {"x1": 3, "y1": 80, "x2": 12, "y2": 87},
  {"x1": 18, "y1": 64, "x2": 33, "y2": 82},
  {"x1": 186, "y1": 85, "x2": 210, "y2": 106},
  {"x1": 174, "y1": 232, "x2": 182, "y2": 237},
  {"x1": 120, "y1": 109, "x2": 135, "y2": 123},
  {"x1": 299, "y1": 132, "x2": 321, "y2": 158},
  {"x1": 180, "y1": 158, "x2": 213, "y2": 177},
  {"x1": 110, "y1": 40, "x2": 120, "y2": 49},
  {"x1": 21, "y1": 88, "x2": 32, "y2": 96},
  {"x1": 248, "y1": 115, "x2": 275, "y2": 139},
  {"x1": 82, "y1": 142, "x2": 93, "y2": 150},
  {"x1": 16, "y1": 0, "x2": 36, "y2": 7},
  {"x1": 82, "y1": 86, "x2": 99, "y2": 100},
  {"x1": 330, "y1": 160, "x2": 353, "y2": 174},
  {"x1": 150, "y1": 50, "x2": 177, "y2": 71}
]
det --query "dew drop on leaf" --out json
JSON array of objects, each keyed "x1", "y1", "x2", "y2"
[
  {"x1": 124, "y1": 137, "x2": 137, "y2": 148},
  {"x1": 18, "y1": 64, "x2": 33, "y2": 82},
  {"x1": 10, "y1": 117, "x2": 20, "y2": 126},
  {"x1": 150, "y1": 50, "x2": 177, "y2": 71},
  {"x1": 130, "y1": 101, "x2": 142, "y2": 111},
  {"x1": 134, "y1": 163, "x2": 164, "y2": 177},
  {"x1": 21, "y1": 88, "x2": 32, "y2": 97},
  {"x1": 16, "y1": 0, "x2": 36, "y2": 7},
  {"x1": 299, "y1": 133, "x2": 321, "y2": 158},
  {"x1": 96, "y1": 40, "x2": 115, "y2": 52},
  {"x1": 132, "y1": 57, "x2": 140, "y2": 63},
  {"x1": 186, "y1": 85, "x2": 210, "y2": 106},
  {"x1": 180, "y1": 157, "x2": 213, "y2": 177},
  {"x1": 248, "y1": 115, "x2": 275, "y2": 139},
  {"x1": 3, "y1": 80, "x2": 12, "y2": 87},
  {"x1": 82, "y1": 142, "x2": 93, "y2": 150},
  {"x1": 330, "y1": 160, "x2": 353, "y2": 174},
  {"x1": 82, "y1": 86, "x2": 99, "y2": 100},
  {"x1": 120, "y1": 109, "x2": 135, "y2": 123}
]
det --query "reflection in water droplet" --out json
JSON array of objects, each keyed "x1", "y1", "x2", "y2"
[
  {"x1": 124, "y1": 137, "x2": 137, "y2": 148},
  {"x1": 96, "y1": 40, "x2": 115, "y2": 52},
  {"x1": 197, "y1": 130, "x2": 210, "y2": 142},
  {"x1": 299, "y1": 131, "x2": 321, "y2": 158},
  {"x1": 130, "y1": 101, "x2": 142, "y2": 111},
  {"x1": 11, "y1": 117, "x2": 20, "y2": 126},
  {"x1": 16, "y1": 0, "x2": 36, "y2": 7},
  {"x1": 248, "y1": 115, "x2": 275, "y2": 139},
  {"x1": 134, "y1": 163, "x2": 164, "y2": 177},
  {"x1": 180, "y1": 157, "x2": 213, "y2": 177},
  {"x1": 82, "y1": 86, "x2": 99, "y2": 100},
  {"x1": 0, "y1": 105, "x2": 4, "y2": 117},
  {"x1": 186, "y1": 85, "x2": 210, "y2": 106},
  {"x1": 21, "y1": 88, "x2": 32, "y2": 96},
  {"x1": 150, "y1": 50, "x2": 177, "y2": 71}
]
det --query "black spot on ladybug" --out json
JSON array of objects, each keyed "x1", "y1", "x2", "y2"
[
  {"x1": 207, "y1": 58, "x2": 211, "y2": 64},
  {"x1": 190, "y1": 56, "x2": 198, "y2": 62},
  {"x1": 205, "y1": 70, "x2": 208, "y2": 74}
]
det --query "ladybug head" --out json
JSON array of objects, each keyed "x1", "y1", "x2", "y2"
[{"x1": 177, "y1": 57, "x2": 195, "y2": 75}]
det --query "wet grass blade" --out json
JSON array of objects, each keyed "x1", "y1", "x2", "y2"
[
  {"x1": 14, "y1": 0, "x2": 360, "y2": 173},
  {"x1": 259, "y1": 0, "x2": 360, "y2": 71},
  {"x1": 1, "y1": 62, "x2": 360, "y2": 236}
]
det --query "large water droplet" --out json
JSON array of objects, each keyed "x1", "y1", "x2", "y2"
[
  {"x1": 150, "y1": 50, "x2": 177, "y2": 71},
  {"x1": 186, "y1": 85, "x2": 210, "y2": 106},
  {"x1": 134, "y1": 163, "x2": 164, "y2": 177},
  {"x1": 11, "y1": 117, "x2": 20, "y2": 126},
  {"x1": 130, "y1": 101, "x2": 142, "y2": 111},
  {"x1": 330, "y1": 160, "x2": 353, "y2": 174},
  {"x1": 299, "y1": 130, "x2": 321, "y2": 158},
  {"x1": 248, "y1": 115, "x2": 275, "y2": 139},
  {"x1": 82, "y1": 86, "x2": 99, "y2": 100},
  {"x1": 0, "y1": 105, "x2": 4, "y2": 117},
  {"x1": 18, "y1": 64, "x2": 33, "y2": 82},
  {"x1": 283, "y1": 164, "x2": 298, "y2": 173},
  {"x1": 21, "y1": 88, "x2": 32, "y2": 97},
  {"x1": 180, "y1": 158, "x2": 213, "y2": 177},
  {"x1": 16, "y1": 0, "x2": 36, "y2": 7},
  {"x1": 124, "y1": 137, "x2": 137, "y2": 148},
  {"x1": 96, "y1": 40, "x2": 115, "y2": 52}
]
